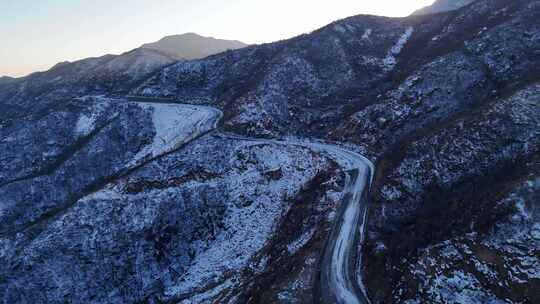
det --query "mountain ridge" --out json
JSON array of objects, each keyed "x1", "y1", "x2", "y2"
[
  {"x1": 412, "y1": 0, "x2": 476, "y2": 15},
  {"x1": 17, "y1": 33, "x2": 246, "y2": 79},
  {"x1": 141, "y1": 32, "x2": 248, "y2": 60},
  {"x1": 0, "y1": 33, "x2": 247, "y2": 99},
  {"x1": 0, "y1": 76, "x2": 15, "y2": 83}
]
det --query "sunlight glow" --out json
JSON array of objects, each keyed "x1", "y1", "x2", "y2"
[{"x1": 0, "y1": 0, "x2": 435, "y2": 77}]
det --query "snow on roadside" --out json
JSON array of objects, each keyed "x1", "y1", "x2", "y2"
[{"x1": 131, "y1": 103, "x2": 221, "y2": 164}]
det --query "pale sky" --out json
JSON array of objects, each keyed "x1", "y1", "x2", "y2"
[{"x1": 0, "y1": 0, "x2": 435, "y2": 77}]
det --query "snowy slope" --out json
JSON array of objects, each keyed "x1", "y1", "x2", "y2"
[{"x1": 130, "y1": 102, "x2": 222, "y2": 164}]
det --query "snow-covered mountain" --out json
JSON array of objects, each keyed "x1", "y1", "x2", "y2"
[
  {"x1": 141, "y1": 33, "x2": 248, "y2": 60},
  {"x1": 412, "y1": 0, "x2": 475, "y2": 15},
  {"x1": 0, "y1": 34, "x2": 247, "y2": 100},
  {"x1": 1, "y1": 0, "x2": 539, "y2": 303}
]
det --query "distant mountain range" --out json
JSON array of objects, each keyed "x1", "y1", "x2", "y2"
[
  {"x1": 54, "y1": 32, "x2": 247, "y2": 80},
  {"x1": 412, "y1": 0, "x2": 475, "y2": 15},
  {"x1": 0, "y1": 33, "x2": 247, "y2": 96}
]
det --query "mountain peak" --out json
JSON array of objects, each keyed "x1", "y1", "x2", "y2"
[
  {"x1": 162, "y1": 32, "x2": 202, "y2": 39},
  {"x1": 141, "y1": 32, "x2": 247, "y2": 60}
]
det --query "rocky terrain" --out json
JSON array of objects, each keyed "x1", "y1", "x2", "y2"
[{"x1": 1, "y1": 0, "x2": 539, "y2": 303}]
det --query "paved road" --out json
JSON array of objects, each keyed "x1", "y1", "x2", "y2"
[{"x1": 312, "y1": 144, "x2": 373, "y2": 304}]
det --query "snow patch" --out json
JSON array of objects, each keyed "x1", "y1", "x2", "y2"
[
  {"x1": 425, "y1": 270, "x2": 506, "y2": 303},
  {"x1": 382, "y1": 27, "x2": 414, "y2": 71},
  {"x1": 381, "y1": 185, "x2": 402, "y2": 200},
  {"x1": 131, "y1": 103, "x2": 221, "y2": 164},
  {"x1": 81, "y1": 189, "x2": 123, "y2": 202},
  {"x1": 362, "y1": 29, "x2": 372, "y2": 40},
  {"x1": 287, "y1": 228, "x2": 316, "y2": 254},
  {"x1": 75, "y1": 114, "x2": 96, "y2": 136},
  {"x1": 334, "y1": 24, "x2": 347, "y2": 33},
  {"x1": 178, "y1": 279, "x2": 234, "y2": 304},
  {"x1": 513, "y1": 198, "x2": 532, "y2": 221},
  {"x1": 74, "y1": 101, "x2": 109, "y2": 136},
  {"x1": 531, "y1": 223, "x2": 540, "y2": 240}
]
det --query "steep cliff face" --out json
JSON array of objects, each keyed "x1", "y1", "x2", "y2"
[{"x1": 1, "y1": 0, "x2": 539, "y2": 303}]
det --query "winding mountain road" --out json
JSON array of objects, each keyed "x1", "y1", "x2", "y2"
[
  {"x1": 215, "y1": 136, "x2": 373, "y2": 304},
  {"x1": 313, "y1": 144, "x2": 373, "y2": 304},
  {"x1": 127, "y1": 98, "x2": 374, "y2": 304}
]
